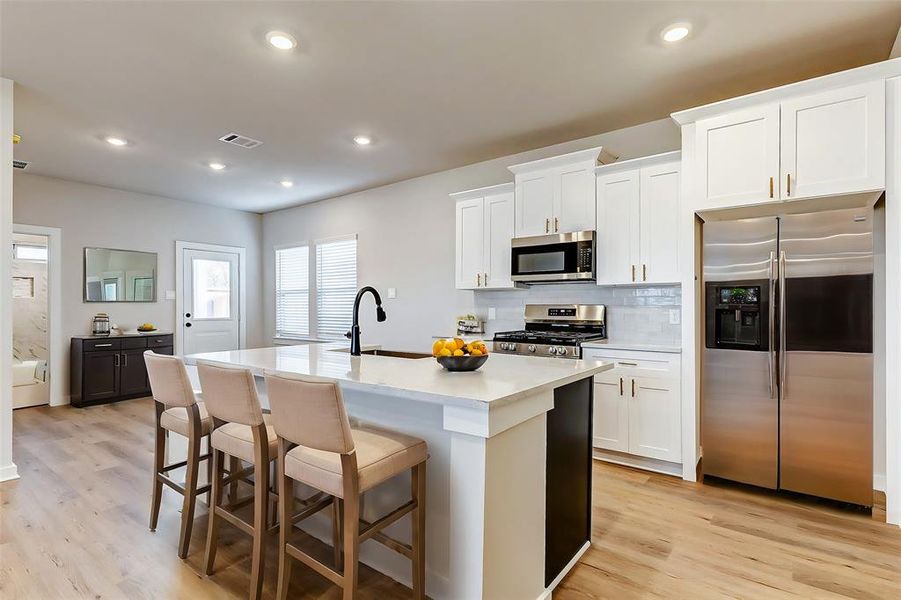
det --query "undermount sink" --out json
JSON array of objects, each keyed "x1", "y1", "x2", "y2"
[{"x1": 330, "y1": 348, "x2": 431, "y2": 359}]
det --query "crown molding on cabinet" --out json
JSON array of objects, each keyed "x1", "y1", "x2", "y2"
[
  {"x1": 595, "y1": 150, "x2": 682, "y2": 175},
  {"x1": 507, "y1": 145, "x2": 618, "y2": 175},
  {"x1": 449, "y1": 182, "x2": 514, "y2": 201}
]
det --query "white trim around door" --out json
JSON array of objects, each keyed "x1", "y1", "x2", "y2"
[
  {"x1": 175, "y1": 241, "x2": 246, "y2": 356},
  {"x1": 12, "y1": 224, "x2": 63, "y2": 406}
]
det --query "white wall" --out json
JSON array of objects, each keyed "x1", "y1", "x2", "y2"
[
  {"x1": 12, "y1": 173, "x2": 264, "y2": 401},
  {"x1": 1, "y1": 78, "x2": 16, "y2": 481},
  {"x1": 262, "y1": 118, "x2": 681, "y2": 351}
]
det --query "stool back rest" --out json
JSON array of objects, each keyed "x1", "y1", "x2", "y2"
[
  {"x1": 197, "y1": 363, "x2": 264, "y2": 426},
  {"x1": 265, "y1": 371, "x2": 355, "y2": 455},
  {"x1": 144, "y1": 351, "x2": 196, "y2": 408}
]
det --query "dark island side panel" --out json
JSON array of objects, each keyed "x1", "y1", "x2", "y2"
[{"x1": 545, "y1": 376, "x2": 593, "y2": 587}]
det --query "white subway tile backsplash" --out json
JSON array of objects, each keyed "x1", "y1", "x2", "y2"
[{"x1": 473, "y1": 283, "x2": 681, "y2": 347}]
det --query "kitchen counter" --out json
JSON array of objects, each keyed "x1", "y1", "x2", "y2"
[
  {"x1": 185, "y1": 342, "x2": 610, "y2": 600},
  {"x1": 582, "y1": 339, "x2": 682, "y2": 353}
]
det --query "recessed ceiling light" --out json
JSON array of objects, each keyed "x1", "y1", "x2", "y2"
[
  {"x1": 208, "y1": 162, "x2": 226, "y2": 171},
  {"x1": 353, "y1": 135, "x2": 372, "y2": 146},
  {"x1": 105, "y1": 136, "x2": 128, "y2": 146},
  {"x1": 280, "y1": 179, "x2": 294, "y2": 188},
  {"x1": 266, "y1": 31, "x2": 297, "y2": 50},
  {"x1": 661, "y1": 22, "x2": 691, "y2": 43}
]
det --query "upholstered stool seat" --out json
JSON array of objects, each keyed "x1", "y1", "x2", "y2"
[
  {"x1": 160, "y1": 402, "x2": 212, "y2": 437},
  {"x1": 285, "y1": 424, "x2": 427, "y2": 498},
  {"x1": 210, "y1": 414, "x2": 278, "y2": 463}
]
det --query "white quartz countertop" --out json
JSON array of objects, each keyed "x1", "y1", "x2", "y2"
[
  {"x1": 185, "y1": 342, "x2": 612, "y2": 407},
  {"x1": 581, "y1": 340, "x2": 682, "y2": 354}
]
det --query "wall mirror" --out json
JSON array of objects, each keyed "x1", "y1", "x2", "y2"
[{"x1": 84, "y1": 247, "x2": 157, "y2": 302}]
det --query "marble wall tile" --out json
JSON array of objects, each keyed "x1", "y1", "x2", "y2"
[{"x1": 12, "y1": 249, "x2": 49, "y2": 362}]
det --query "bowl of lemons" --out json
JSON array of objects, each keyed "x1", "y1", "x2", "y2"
[{"x1": 432, "y1": 338, "x2": 489, "y2": 372}]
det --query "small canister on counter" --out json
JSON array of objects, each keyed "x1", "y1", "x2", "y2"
[{"x1": 91, "y1": 313, "x2": 111, "y2": 336}]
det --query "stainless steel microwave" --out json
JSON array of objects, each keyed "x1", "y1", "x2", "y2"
[{"x1": 511, "y1": 231, "x2": 596, "y2": 283}]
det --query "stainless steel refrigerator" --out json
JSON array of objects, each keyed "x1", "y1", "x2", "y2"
[{"x1": 702, "y1": 207, "x2": 873, "y2": 506}]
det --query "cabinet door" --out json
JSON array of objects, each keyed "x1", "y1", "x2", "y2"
[
  {"x1": 780, "y1": 80, "x2": 885, "y2": 200},
  {"x1": 483, "y1": 191, "x2": 515, "y2": 289},
  {"x1": 455, "y1": 198, "x2": 485, "y2": 290},
  {"x1": 593, "y1": 372, "x2": 628, "y2": 452},
  {"x1": 627, "y1": 377, "x2": 681, "y2": 462},
  {"x1": 120, "y1": 349, "x2": 150, "y2": 396},
  {"x1": 596, "y1": 169, "x2": 640, "y2": 285},
  {"x1": 82, "y1": 351, "x2": 120, "y2": 403},
  {"x1": 515, "y1": 173, "x2": 554, "y2": 237},
  {"x1": 555, "y1": 165, "x2": 595, "y2": 233},
  {"x1": 639, "y1": 161, "x2": 680, "y2": 284},
  {"x1": 696, "y1": 105, "x2": 780, "y2": 209}
]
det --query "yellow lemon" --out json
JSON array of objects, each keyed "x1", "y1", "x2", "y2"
[
  {"x1": 438, "y1": 348, "x2": 452, "y2": 357},
  {"x1": 432, "y1": 340, "x2": 445, "y2": 356},
  {"x1": 454, "y1": 338, "x2": 465, "y2": 350},
  {"x1": 453, "y1": 349, "x2": 464, "y2": 357},
  {"x1": 444, "y1": 340, "x2": 457, "y2": 351},
  {"x1": 470, "y1": 349, "x2": 483, "y2": 356}
]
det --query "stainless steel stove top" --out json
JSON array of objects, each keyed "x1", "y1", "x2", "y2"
[{"x1": 492, "y1": 304, "x2": 606, "y2": 359}]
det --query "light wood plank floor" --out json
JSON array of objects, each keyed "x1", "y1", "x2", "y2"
[{"x1": 2, "y1": 398, "x2": 900, "y2": 599}]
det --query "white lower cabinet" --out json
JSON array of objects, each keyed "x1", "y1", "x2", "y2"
[{"x1": 583, "y1": 348, "x2": 682, "y2": 465}]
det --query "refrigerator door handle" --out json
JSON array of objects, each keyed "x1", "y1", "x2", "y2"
[
  {"x1": 768, "y1": 251, "x2": 776, "y2": 399},
  {"x1": 778, "y1": 250, "x2": 787, "y2": 396}
]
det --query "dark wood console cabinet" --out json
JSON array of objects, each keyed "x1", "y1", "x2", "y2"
[{"x1": 71, "y1": 333, "x2": 173, "y2": 407}]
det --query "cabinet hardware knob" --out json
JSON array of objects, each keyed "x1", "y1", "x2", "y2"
[
  {"x1": 554, "y1": 217, "x2": 559, "y2": 232},
  {"x1": 619, "y1": 377, "x2": 623, "y2": 396},
  {"x1": 786, "y1": 173, "x2": 791, "y2": 196},
  {"x1": 631, "y1": 379, "x2": 636, "y2": 398},
  {"x1": 769, "y1": 176, "x2": 774, "y2": 199},
  {"x1": 642, "y1": 264, "x2": 647, "y2": 281}
]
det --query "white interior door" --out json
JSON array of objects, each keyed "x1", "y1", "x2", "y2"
[{"x1": 183, "y1": 249, "x2": 240, "y2": 355}]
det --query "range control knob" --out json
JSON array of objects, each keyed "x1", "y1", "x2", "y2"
[
  {"x1": 500, "y1": 343, "x2": 509, "y2": 351},
  {"x1": 557, "y1": 346, "x2": 568, "y2": 356},
  {"x1": 548, "y1": 347, "x2": 558, "y2": 355},
  {"x1": 507, "y1": 343, "x2": 517, "y2": 352},
  {"x1": 527, "y1": 345, "x2": 536, "y2": 353}
]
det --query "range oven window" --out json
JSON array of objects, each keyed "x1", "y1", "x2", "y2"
[{"x1": 518, "y1": 250, "x2": 566, "y2": 273}]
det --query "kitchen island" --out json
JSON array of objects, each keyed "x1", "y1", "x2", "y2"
[{"x1": 186, "y1": 343, "x2": 612, "y2": 600}]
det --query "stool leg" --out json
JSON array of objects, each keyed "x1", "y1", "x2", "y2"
[
  {"x1": 149, "y1": 403, "x2": 165, "y2": 532},
  {"x1": 332, "y1": 498, "x2": 343, "y2": 572},
  {"x1": 177, "y1": 421, "x2": 202, "y2": 559},
  {"x1": 228, "y1": 455, "x2": 239, "y2": 504},
  {"x1": 249, "y1": 428, "x2": 270, "y2": 600},
  {"x1": 411, "y1": 462, "x2": 427, "y2": 599},
  {"x1": 340, "y1": 453, "x2": 360, "y2": 600},
  {"x1": 276, "y1": 442, "x2": 293, "y2": 600},
  {"x1": 203, "y1": 449, "x2": 224, "y2": 575}
]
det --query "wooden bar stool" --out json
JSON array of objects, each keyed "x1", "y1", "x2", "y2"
[
  {"x1": 197, "y1": 363, "x2": 279, "y2": 600},
  {"x1": 265, "y1": 371, "x2": 428, "y2": 600},
  {"x1": 145, "y1": 351, "x2": 212, "y2": 559}
]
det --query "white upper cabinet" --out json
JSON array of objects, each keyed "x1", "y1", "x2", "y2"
[
  {"x1": 639, "y1": 161, "x2": 681, "y2": 284},
  {"x1": 694, "y1": 80, "x2": 885, "y2": 210},
  {"x1": 596, "y1": 152, "x2": 681, "y2": 285},
  {"x1": 696, "y1": 105, "x2": 781, "y2": 209},
  {"x1": 781, "y1": 80, "x2": 885, "y2": 200},
  {"x1": 509, "y1": 146, "x2": 617, "y2": 237},
  {"x1": 596, "y1": 169, "x2": 639, "y2": 285},
  {"x1": 452, "y1": 183, "x2": 518, "y2": 290}
]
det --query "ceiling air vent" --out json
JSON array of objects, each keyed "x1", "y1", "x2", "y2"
[
  {"x1": 12, "y1": 159, "x2": 29, "y2": 170},
  {"x1": 218, "y1": 132, "x2": 263, "y2": 149}
]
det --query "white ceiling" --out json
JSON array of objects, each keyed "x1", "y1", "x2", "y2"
[{"x1": 3, "y1": 1, "x2": 900, "y2": 213}]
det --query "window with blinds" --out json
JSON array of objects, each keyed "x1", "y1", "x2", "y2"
[
  {"x1": 316, "y1": 237, "x2": 357, "y2": 339},
  {"x1": 275, "y1": 245, "x2": 310, "y2": 338}
]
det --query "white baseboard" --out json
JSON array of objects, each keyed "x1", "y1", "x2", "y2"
[
  {"x1": 0, "y1": 463, "x2": 20, "y2": 482},
  {"x1": 537, "y1": 540, "x2": 590, "y2": 600},
  {"x1": 593, "y1": 448, "x2": 682, "y2": 477}
]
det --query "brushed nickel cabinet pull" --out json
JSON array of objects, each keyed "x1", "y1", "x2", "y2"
[
  {"x1": 769, "y1": 176, "x2": 774, "y2": 198},
  {"x1": 95, "y1": 343, "x2": 112, "y2": 347},
  {"x1": 631, "y1": 379, "x2": 636, "y2": 398},
  {"x1": 618, "y1": 361, "x2": 638, "y2": 366},
  {"x1": 123, "y1": 353, "x2": 128, "y2": 367},
  {"x1": 554, "y1": 217, "x2": 559, "y2": 232},
  {"x1": 114, "y1": 353, "x2": 120, "y2": 367},
  {"x1": 619, "y1": 377, "x2": 623, "y2": 396},
  {"x1": 786, "y1": 173, "x2": 791, "y2": 196}
]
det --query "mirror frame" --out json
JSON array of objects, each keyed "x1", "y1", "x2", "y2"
[{"x1": 83, "y1": 247, "x2": 158, "y2": 303}]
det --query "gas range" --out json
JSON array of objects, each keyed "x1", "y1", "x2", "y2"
[{"x1": 492, "y1": 304, "x2": 606, "y2": 359}]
